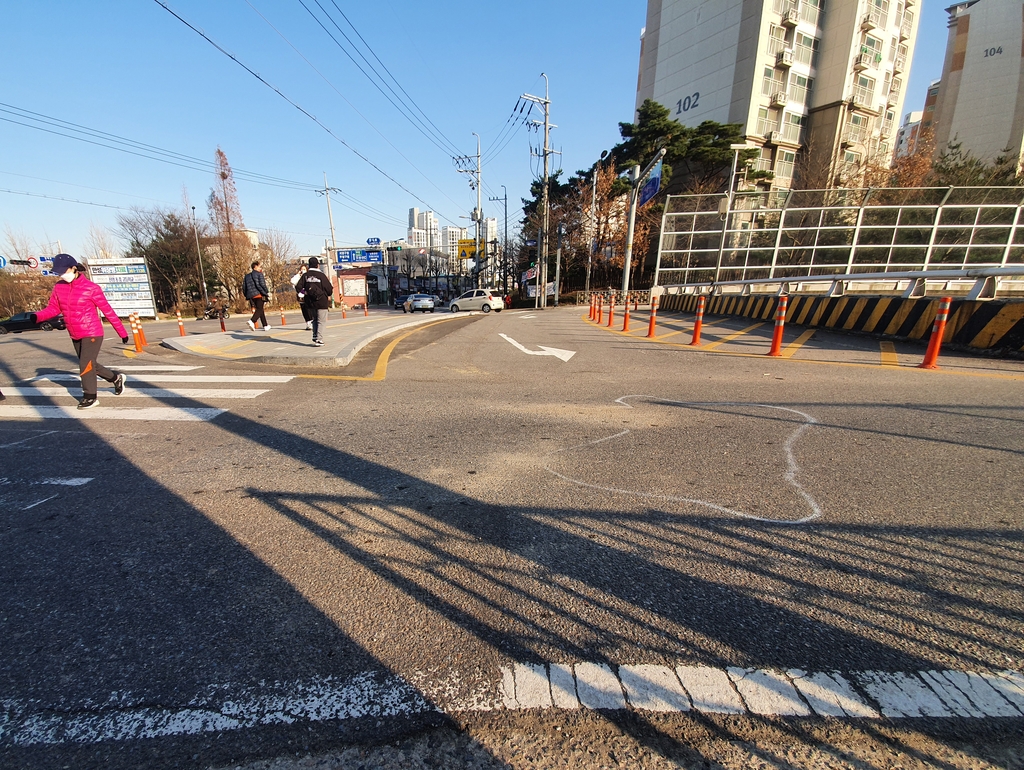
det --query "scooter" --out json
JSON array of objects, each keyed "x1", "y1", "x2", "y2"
[{"x1": 199, "y1": 303, "x2": 230, "y2": 320}]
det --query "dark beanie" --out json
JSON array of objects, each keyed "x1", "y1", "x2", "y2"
[{"x1": 308, "y1": 257, "x2": 319, "y2": 267}]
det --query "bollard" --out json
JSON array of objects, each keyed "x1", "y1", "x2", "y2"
[
  {"x1": 364, "y1": 302, "x2": 369, "y2": 317},
  {"x1": 622, "y1": 300, "x2": 630, "y2": 333},
  {"x1": 137, "y1": 315, "x2": 149, "y2": 347},
  {"x1": 176, "y1": 308, "x2": 185, "y2": 337},
  {"x1": 342, "y1": 305, "x2": 347, "y2": 320},
  {"x1": 634, "y1": 295, "x2": 639, "y2": 312},
  {"x1": 589, "y1": 295, "x2": 595, "y2": 321},
  {"x1": 280, "y1": 305, "x2": 287, "y2": 325},
  {"x1": 607, "y1": 296, "x2": 615, "y2": 328},
  {"x1": 219, "y1": 309, "x2": 226, "y2": 332},
  {"x1": 647, "y1": 295, "x2": 659, "y2": 338},
  {"x1": 918, "y1": 296, "x2": 953, "y2": 370},
  {"x1": 689, "y1": 295, "x2": 706, "y2": 347},
  {"x1": 129, "y1": 314, "x2": 143, "y2": 353},
  {"x1": 597, "y1": 295, "x2": 604, "y2": 325},
  {"x1": 766, "y1": 295, "x2": 789, "y2": 357}
]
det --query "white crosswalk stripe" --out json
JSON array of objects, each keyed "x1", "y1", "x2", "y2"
[
  {"x1": 0, "y1": 367, "x2": 291, "y2": 422},
  {"x1": 5, "y1": 663, "x2": 1022, "y2": 747}
]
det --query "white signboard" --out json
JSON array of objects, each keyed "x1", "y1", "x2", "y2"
[{"x1": 86, "y1": 258, "x2": 158, "y2": 318}]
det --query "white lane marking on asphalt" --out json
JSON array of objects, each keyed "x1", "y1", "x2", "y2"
[
  {"x1": 574, "y1": 663, "x2": 626, "y2": 710},
  {"x1": 936, "y1": 671, "x2": 1022, "y2": 717},
  {"x1": 7, "y1": 673, "x2": 430, "y2": 746},
  {"x1": 39, "y1": 477, "x2": 93, "y2": 486},
  {"x1": 6, "y1": 664, "x2": 1024, "y2": 746},
  {"x1": 30, "y1": 374, "x2": 293, "y2": 383},
  {"x1": 498, "y1": 333, "x2": 576, "y2": 362},
  {"x1": 619, "y1": 664, "x2": 691, "y2": 712},
  {"x1": 920, "y1": 670, "x2": 985, "y2": 717},
  {"x1": 513, "y1": 663, "x2": 552, "y2": 709},
  {"x1": 22, "y1": 494, "x2": 59, "y2": 510},
  {"x1": 856, "y1": 671, "x2": 953, "y2": 718},
  {"x1": 728, "y1": 668, "x2": 811, "y2": 716},
  {"x1": 115, "y1": 366, "x2": 204, "y2": 371},
  {"x1": 987, "y1": 671, "x2": 1024, "y2": 713},
  {"x1": 789, "y1": 670, "x2": 879, "y2": 718},
  {"x1": 4, "y1": 387, "x2": 270, "y2": 399},
  {"x1": 549, "y1": 664, "x2": 579, "y2": 709},
  {"x1": 0, "y1": 406, "x2": 227, "y2": 422},
  {"x1": 0, "y1": 430, "x2": 58, "y2": 448},
  {"x1": 675, "y1": 666, "x2": 746, "y2": 714},
  {"x1": 544, "y1": 396, "x2": 823, "y2": 524}
]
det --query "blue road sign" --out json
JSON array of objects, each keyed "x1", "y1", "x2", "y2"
[
  {"x1": 638, "y1": 159, "x2": 663, "y2": 207},
  {"x1": 366, "y1": 237, "x2": 381, "y2": 246},
  {"x1": 0, "y1": 256, "x2": 7, "y2": 269},
  {"x1": 336, "y1": 249, "x2": 383, "y2": 264}
]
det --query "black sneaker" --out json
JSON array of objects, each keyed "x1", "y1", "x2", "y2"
[
  {"x1": 0, "y1": 392, "x2": 6, "y2": 402},
  {"x1": 78, "y1": 397, "x2": 98, "y2": 410},
  {"x1": 113, "y1": 373, "x2": 126, "y2": 396}
]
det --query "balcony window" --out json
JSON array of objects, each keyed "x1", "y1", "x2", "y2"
[
  {"x1": 762, "y1": 67, "x2": 786, "y2": 97},
  {"x1": 775, "y1": 150, "x2": 797, "y2": 182},
  {"x1": 794, "y1": 33, "x2": 820, "y2": 68},
  {"x1": 789, "y1": 73, "x2": 813, "y2": 105},
  {"x1": 767, "y1": 25, "x2": 788, "y2": 56},
  {"x1": 782, "y1": 112, "x2": 806, "y2": 143},
  {"x1": 756, "y1": 107, "x2": 779, "y2": 137},
  {"x1": 801, "y1": 0, "x2": 822, "y2": 26}
]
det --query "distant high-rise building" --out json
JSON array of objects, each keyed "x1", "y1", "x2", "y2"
[
  {"x1": 441, "y1": 226, "x2": 468, "y2": 258},
  {"x1": 635, "y1": 0, "x2": 919, "y2": 188},
  {"x1": 932, "y1": 0, "x2": 1024, "y2": 162},
  {"x1": 407, "y1": 209, "x2": 439, "y2": 251},
  {"x1": 921, "y1": 78, "x2": 940, "y2": 134},
  {"x1": 894, "y1": 110, "x2": 923, "y2": 157}
]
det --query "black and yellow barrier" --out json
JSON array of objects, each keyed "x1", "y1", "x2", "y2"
[{"x1": 658, "y1": 292, "x2": 1024, "y2": 353}]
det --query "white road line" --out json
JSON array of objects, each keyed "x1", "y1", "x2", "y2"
[
  {"x1": 0, "y1": 430, "x2": 58, "y2": 448},
  {"x1": 5, "y1": 664, "x2": 1024, "y2": 747},
  {"x1": 728, "y1": 667, "x2": 811, "y2": 716},
  {"x1": 856, "y1": 671, "x2": 953, "y2": 718},
  {"x1": 40, "y1": 477, "x2": 93, "y2": 486},
  {"x1": 619, "y1": 664, "x2": 691, "y2": 712},
  {"x1": 788, "y1": 670, "x2": 878, "y2": 718},
  {"x1": 22, "y1": 494, "x2": 59, "y2": 510},
  {"x1": 573, "y1": 663, "x2": 626, "y2": 710},
  {"x1": 674, "y1": 666, "x2": 746, "y2": 714},
  {"x1": 0, "y1": 406, "x2": 227, "y2": 422},
  {"x1": 29, "y1": 374, "x2": 292, "y2": 383},
  {"x1": 115, "y1": 366, "x2": 204, "y2": 371},
  {"x1": 3, "y1": 387, "x2": 270, "y2": 399}
]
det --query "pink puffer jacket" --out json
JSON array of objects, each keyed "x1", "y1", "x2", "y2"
[{"x1": 36, "y1": 276, "x2": 128, "y2": 340}]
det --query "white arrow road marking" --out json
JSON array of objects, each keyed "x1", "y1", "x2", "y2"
[{"x1": 499, "y1": 334, "x2": 576, "y2": 362}]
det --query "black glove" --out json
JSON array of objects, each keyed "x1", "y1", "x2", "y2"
[{"x1": 121, "y1": 335, "x2": 129, "y2": 344}]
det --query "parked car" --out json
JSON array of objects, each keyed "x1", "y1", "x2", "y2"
[
  {"x1": 403, "y1": 294, "x2": 436, "y2": 313},
  {"x1": 429, "y1": 294, "x2": 445, "y2": 309},
  {"x1": 449, "y1": 288, "x2": 504, "y2": 313},
  {"x1": 394, "y1": 294, "x2": 411, "y2": 311},
  {"x1": 0, "y1": 312, "x2": 66, "y2": 335}
]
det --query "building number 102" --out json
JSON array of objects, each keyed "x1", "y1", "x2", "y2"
[{"x1": 676, "y1": 92, "x2": 700, "y2": 114}]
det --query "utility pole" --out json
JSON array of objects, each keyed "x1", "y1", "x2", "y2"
[
  {"x1": 554, "y1": 222, "x2": 564, "y2": 307},
  {"x1": 523, "y1": 74, "x2": 555, "y2": 308},
  {"x1": 454, "y1": 136, "x2": 483, "y2": 289},
  {"x1": 586, "y1": 150, "x2": 608, "y2": 296},
  {"x1": 621, "y1": 148, "x2": 667, "y2": 296},
  {"x1": 489, "y1": 186, "x2": 508, "y2": 295},
  {"x1": 191, "y1": 205, "x2": 208, "y2": 306}
]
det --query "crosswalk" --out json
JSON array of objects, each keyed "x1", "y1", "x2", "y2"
[{"x1": 0, "y1": 366, "x2": 292, "y2": 422}]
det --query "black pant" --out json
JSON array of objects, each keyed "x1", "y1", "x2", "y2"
[
  {"x1": 250, "y1": 297, "x2": 268, "y2": 328},
  {"x1": 299, "y1": 298, "x2": 312, "y2": 323},
  {"x1": 72, "y1": 336, "x2": 116, "y2": 397}
]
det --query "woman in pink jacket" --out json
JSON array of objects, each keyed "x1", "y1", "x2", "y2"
[{"x1": 35, "y1": 253, "x2": 130, "y2": 410}]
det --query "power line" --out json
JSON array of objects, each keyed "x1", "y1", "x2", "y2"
[
  {"x1": 152, "y1": 0, "x2": 456, "y2": 223},
  {"x1": 0, "y1": 187, "x2": 135, "y2": 210}
]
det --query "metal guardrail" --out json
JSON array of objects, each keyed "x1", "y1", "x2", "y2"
[
  {"x1": 657, "y1": 267, "x2": 1024, "y2": 301},
  {"x1": 655, "y1": 187, "x2": 1024, "y2": 293}
]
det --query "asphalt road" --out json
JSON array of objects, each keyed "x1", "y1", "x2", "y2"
[{"x1": 1, "y1": 308, "x2": 1023, "y2": 769}]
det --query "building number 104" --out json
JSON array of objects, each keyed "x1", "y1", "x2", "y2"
[{"x1": 676, "y1": 92, "x2": 700, "y2": 114}]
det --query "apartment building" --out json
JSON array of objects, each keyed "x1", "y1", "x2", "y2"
[
  {"x1": 893, "y1": 110, "x2": 923, "y2": 157},
  {"x1": 635, "y1": 0, "x2": 919, "y2": 188},
  {"x1": 441, "y1": 226, "x2": 468, "y2": 259},
  {"x1": 407, "y1": 208, "x2": 439, "y2": 251},
  {"x1": 932, "y1": 0, "x2": 1024, "y2": 162}
]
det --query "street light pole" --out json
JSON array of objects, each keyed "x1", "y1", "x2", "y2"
[
  {"x1": 191, "y1": 205, "x2": 208, "y2": 307},
  {"x1": 489, "y1": 185, "x2": 509, "y2": 295},
  {"x1": 715, "y1": 143, "x2": 753, "y2": 282},
  {"x1": 621, "y1": 147, "x2": 667, "y2": 296},
  {"x1": 586, "y1": 150, "x2": 607, "y2": 296},
  {"x1": 472, "y1": 132, "x2": 483, "y2": 290}
]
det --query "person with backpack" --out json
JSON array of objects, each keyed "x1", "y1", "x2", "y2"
[
  {"x1": 33, "y1": 253, "x2": 129, "y2": 410},
  {"x1": 243, "y1": 261, "x2": 270, "y2": 331},
  {"x1": 294, "y1": 257, "x2": 332, "y2": 346}
]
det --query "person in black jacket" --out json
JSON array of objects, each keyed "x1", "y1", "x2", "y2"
[
  {"x1": 243, "y1": 261, "x2": 270, "y2": 331},
  {"x1": 295, "y1": 257, "x2": 333, "y2": 346}
]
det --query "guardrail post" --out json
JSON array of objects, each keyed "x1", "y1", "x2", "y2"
[
  {"x1": 689, "y1": 295, "x2": 705, "y2": 346},
  {"x1": 918, "y1": 296, "x2": 952, "y2": 370},
  {"x1": 647, "y1": 295, "x2": 659, "y2": 338},
  {"x1": 766, "y1": 295, "x2": 789, "y2": 356}
]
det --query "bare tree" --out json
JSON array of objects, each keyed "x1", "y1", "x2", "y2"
[
  {"x1": 0, "y1": 227, "x2": 52, "y2": 316},
  {"x1": 207, "y1": 147, "x2": 252, "y2": 304},
  {"x1": 258, "y1": 227, "x2": 297, "y2": 298},
  {"x1": 82, "y1": 223, "x2": 119, "y2": 262}
]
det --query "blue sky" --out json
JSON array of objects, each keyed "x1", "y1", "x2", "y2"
[{"x1": 2, "y1": 1, "x2": 947, "y2": 260}]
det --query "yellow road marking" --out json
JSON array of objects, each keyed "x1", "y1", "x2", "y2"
[
  {"x1": 880, "y1": 341, "x2": 899, "y2": 367},
  {"x1": 781, "y1": 328, "x2": 816, "y2": 359},
  {"x1": 700, "y1": 322, "x2": 765, "y2": 351},
  {"x1": 297, "y1": 317, "x2": 463, "y2": 382}
]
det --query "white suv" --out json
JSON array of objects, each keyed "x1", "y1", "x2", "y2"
[{"x1": 449, "y1": 288, "x2": 504, "y2": 313}]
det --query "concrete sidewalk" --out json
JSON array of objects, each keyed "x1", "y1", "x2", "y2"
[{"x1": 161, "y1": 310, "x2": 462, "y2": 367}]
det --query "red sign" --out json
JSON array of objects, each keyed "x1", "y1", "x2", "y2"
[{"x1": 26, "y1": 257, "x2": 39, "y2": 269}]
